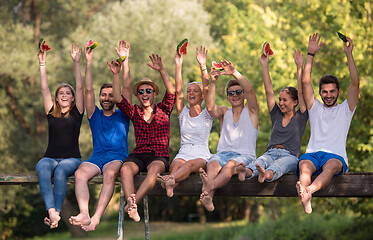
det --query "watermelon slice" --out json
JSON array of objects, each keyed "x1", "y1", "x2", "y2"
[
  {"x1": 87, "y1": 40, "x2": 99, "y2": 50},
  {"x1": 337, "y1": 32, "x2": 347, "y2": 42},
  {"x1": 262, "y1": 41, "x2": 274, "y2": 57},
  {"x1": 177, "y1": 38, "x2": 188, "y2": 55},
  {"x1": 38, "y1": 39, "x2": 51, "y2": 52},
  {"x1": 116, "y1": 55, "x2": 127, "y2": 64},
  {"x1": 212, "y1": 61, "x2": 224, "y2": 71}
]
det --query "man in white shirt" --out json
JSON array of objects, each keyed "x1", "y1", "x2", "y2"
[{"x1": 296, "y1": 33, "x2": 359, "y2": 214}]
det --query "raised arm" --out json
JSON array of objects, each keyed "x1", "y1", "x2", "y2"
[
  {"x1": 115, "y1": 40, "x2": 132, "y2": 104},
  {"x1": 344, "y1": 37, "x2": 359, "y2": 111},
  {"x1": 206, "y1": 69, "x2": 226, "y2": 119},
  {"x1": 174, "y1": 51, "x2": 184, "y2": 116},
  {"x1": 38, "y1": 50, "x2": 53, "y2": 114},
  {"x1": 260, "y1": 53, "x2": 276, "y2": 112},
  {"x1": 294, "y1": 49, "x2": 306, "y2": 113},
  {"x1": 302, "y1": 33, "x2": 323, "y2": 110},
  {"x1": 108, "y1": 59, "x2": 123, "y2": 103},
  {"x1": 83, "y1": 42, "x2": 95, "y2": 118},
  {"x1": 70, "y1": 43, "x2": 84, "y2": 114},
  {"x1": 196, "y1": 46, "x2": 209, "y2": 95},
  {"x1": 221, "y1": 60, "x2": 259, "y2": 117},
  {"x1": 147, "y1": 54, "x2": 175, "y2": 95}
]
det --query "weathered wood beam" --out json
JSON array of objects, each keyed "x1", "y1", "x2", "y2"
[{"x1": 1, "y1": 173, "x2": 373, "y2": 197}]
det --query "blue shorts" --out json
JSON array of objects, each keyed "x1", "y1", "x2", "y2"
[
  {"x1": 85, "y1": 156, "x2": 124, "y2": 173},
  {"x1": 297, "y1": 151, "x2": 348, "y2": 176},
  {"x1": 208, "y1": 151, "x2": 254, "y2": 168}
]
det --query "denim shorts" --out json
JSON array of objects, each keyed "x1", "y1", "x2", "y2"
[
  {"x1": 297, "y1": 151, "x2": 348, "y2": 176},
  {"x1": 208, "y1": 151, "x2": 254, "y2": 167}
]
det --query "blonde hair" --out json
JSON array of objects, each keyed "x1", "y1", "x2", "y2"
[{"x1": 50, "y1": 83, "x2": 76, "y2": 118}]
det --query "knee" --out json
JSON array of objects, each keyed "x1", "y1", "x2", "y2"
[
  {"x1": 104, "y1": 170, "x2": 119, "y2": 183},
  {"x1": 74, "y1": 169, "x2": 89, "y2": 182},
  {"x1": 120, "y1": 165, "x2": 136, "y2": 178}
]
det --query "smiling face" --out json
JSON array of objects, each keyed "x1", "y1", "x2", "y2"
[
  {"x1": 278, "y1": 91, "x2": 298, "y2": 113},
  {"x1": 186, "y1": 83, "x2": 203, "y2": 106},
  {"x1": 319, "y1": 83, "x2": 340, "y2": 107},
  {"x1": 55, "y1": 86, "x2": 75, "y2": 111},
  {"x1": 99, "y1": 87, "x2": 115, "y2": 112},
  {"x1": 227, "y1": 85, "x2": 244, "y2": 107},
  {"x1": 136, "y1": 84, "x2": 157, "y2": 108}
]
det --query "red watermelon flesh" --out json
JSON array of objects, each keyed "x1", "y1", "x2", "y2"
[
  {"x1": 262, "y1": 41, "x2": 274, "y2": 56},
  {"x1": 177, "y1": 38, "x2": 188, "y2": 55},
  {"x1": 212, "y1": 61, "x2": 224, "y2": 71},
  {"x1": 39, "y1": 39, "x2": 51, "y2": 52},
  {"x1": 87, "y1": 40, "x2": 98, "y2": 50}
]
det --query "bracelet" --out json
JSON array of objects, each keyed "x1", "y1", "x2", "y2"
[
  {"x1": 201, "y1": 68, "x2": 207, "y2": 71},
  {"x1": 307, "y1": 52, "x2": 315, "y2": 57},
  {"x1": 39, "y1": 62, "x2": 46, "y2": 66}
]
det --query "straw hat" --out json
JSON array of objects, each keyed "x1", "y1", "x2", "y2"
[{"x1": 132, "y1": 78, "x2": 159, "y2": 96}]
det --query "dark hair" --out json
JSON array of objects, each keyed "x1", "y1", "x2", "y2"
[
  {"x1": 319, "y1": 75, "x2": 340, "y2": 91},
  {"x1": 226, "y1": 79, "x2": 241, "y2": 95},
  {"x1": 99, "y1": 83, "x2": 113, "y2": 95},
  {"x1": 280, "y1": 86, "x2": 298, "y2": 107}
]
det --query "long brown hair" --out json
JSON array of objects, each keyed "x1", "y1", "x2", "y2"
[{"x1": 50, "y1": 83, "x2": 76, "y2": 118}]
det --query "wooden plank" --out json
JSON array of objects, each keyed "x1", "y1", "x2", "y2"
[{"x1": 1, "y1": 173, "x2": 373, "y2": 197}]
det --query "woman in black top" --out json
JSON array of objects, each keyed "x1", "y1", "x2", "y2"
[{"x1": 36, "y1": 44, "x2": 84, "y2": 228}]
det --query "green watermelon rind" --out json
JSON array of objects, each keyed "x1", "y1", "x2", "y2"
[
  {"x1": 116, "y1": 55, "x2": 127, "y2": 64},
  {"x1": 262, "y1": 41, "x2": 274, "y2": 56},
  {"x1": 89, "y1": 42, "x2": 99, "y2": 50},
  {"x1": 177, "y1": 38, "x2": 188, "y2": 55},
  {"x1": 337, "y1": 32, "x2": 348, "y2": 42},
  {"x1": 38, "y1": 39, "x2": 44, "y2": 50}
]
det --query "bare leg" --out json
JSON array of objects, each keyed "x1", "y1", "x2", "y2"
[
  {"x1": 120, "y1": 162, "x2": 139, "y2": 212},
  {"x1": 81, "y1": 161, "x2": 122, "y2": 231},
  {"x1": 69, "y1": 163, "x2": 99, "y2": 226},
  {"x1": 307, "y1": 159, "x2": 343, "y2": 194},
  {"x1": 127, "y1": 194, "x2": 140, "y2": 222},
  {"x1": 211, "y1": 160, "x2": 238, "y2": 190},
  {"x1": 296, "y1": 160, "x2": 316, "y2": 214}
]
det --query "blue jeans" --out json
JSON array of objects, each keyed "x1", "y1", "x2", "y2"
[
  {"x1": 247, "y1": 148, "x2": 298, "y2": 182},
  {"x1": 208, "y1": 151, "x2": 254, "y2": 168},
  {"x1": 36, "y1": 157, "x2": 81, "y2": 212}
]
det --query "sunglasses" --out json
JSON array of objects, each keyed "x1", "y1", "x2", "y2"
[
  {"x1": 227, "y1": 89, "x2": 244, "y2": 96},
  {"x1": 137, "y1": 88, "x2": 154, "y2": 95}
]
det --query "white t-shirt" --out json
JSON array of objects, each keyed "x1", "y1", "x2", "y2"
[
  {"x1": 217, "y1": 107, "x2": 259, "y2": 159},
  {"x1": 306, "y1": 98, "x2": 356, "y2": 165}
]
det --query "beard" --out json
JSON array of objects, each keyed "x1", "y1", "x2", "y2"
[
  {"x1": 322, "y1": 95, "x2": 339, "y2": 107},
  {"x1": 100, "y1": 101, "x2": 115, "y2": 111}
]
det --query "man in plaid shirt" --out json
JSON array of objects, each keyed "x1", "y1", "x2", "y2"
[{"x1": 113, "y1": 53, "x2": 175, "y2": 222}]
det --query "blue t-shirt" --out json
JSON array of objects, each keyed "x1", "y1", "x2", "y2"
[{"x1": 88, "y1": 106, "x2": 130, "y2": 161}]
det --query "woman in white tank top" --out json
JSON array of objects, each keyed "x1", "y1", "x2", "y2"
[{"x1": 157, "y1": 46, "x2": 214, "y2": 197}]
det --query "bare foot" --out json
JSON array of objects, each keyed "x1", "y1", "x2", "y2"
[
  {"x1": 124, "y1": 193, "x2": 135, "y2": 212},
  {"x1": 69, "y1": 213, "x2": 91, "y2": 226},
  {"x1": 45, "y1": 209, "x2": 61, "y2": 228},
  {"x1": 128, "y1": 195, "x2": 140, "y2": 222},
  {"x1": 199, "y1": 168, "x2": 212, "y2": 193},
  {"x1": 200, "y1": 191, "x2": 215, "y2": 212},
  {"x1": 81, "y1": 216, "x2": 100, "y2": 231},
  {"x1": 296, "y1": 181, "x2": 312, "y2": 214},
  {"x1": 237, "y1": 163, "x2": 247, "y2": 181},
  {"x1": 157, "y1": 173, "x2": 166, "y2": 188},
  {"x1": 256, "y1": 163, "x2": 266, "y2": 183},
  {"x1": 165, "y1": 175, "x2": 176, "y2": 197}
]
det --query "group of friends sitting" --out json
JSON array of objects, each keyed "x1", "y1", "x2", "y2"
[{"x1": 35, "y1": 32, "x2": 359, "y2": 231}]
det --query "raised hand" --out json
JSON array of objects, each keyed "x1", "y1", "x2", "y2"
[
  {"x1": 175, "y1": 50, "x2": 183, "y2": 65},
  {"x1": 84, "y1": 42, "x2": 93, "y2": 62},
  {"x1": 147, "y1": 54, "x2": 164, "y2": 71},
  {"x1": 196, "y1": 46, "x2": 208, "y2": 66},
  {"x1": 294, "y1": 49, "x2": 304, "y2": 68},
  {"x1": 344, "y1": 36, "x2": 354, "y2": 55},
  {"x1": 260, "y1": 53, "x2": 269, "y2": 65},
  {"x1": 38, "y1": 50, "x2": 46, "y2": 65},
  {"x1": 210, "y1": 68, "x2": 221, "y2": 83},
  {"x1": 70, "y1": 43, "x2": 81, "y2": 63},
  {"x1": 115, "y1": 40, "x2": 130, "y2": 59},
  {"x1": 107, "y1": 60, "x2": 122, "y2": 74},
  {"x1": 308, "y1": 33, "x2": 323, "y2": 54},
  {"x1": 220, "y1": 60, "x2": 236, "y2": 75}
]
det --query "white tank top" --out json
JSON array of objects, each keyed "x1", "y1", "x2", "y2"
[{"x1": 217, "y1": 107, "x2": 259, "y2": 158}]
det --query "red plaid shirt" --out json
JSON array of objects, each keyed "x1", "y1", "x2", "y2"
[{"x1": 117, "y1": 92, "x2": 175, "y2": 157}]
